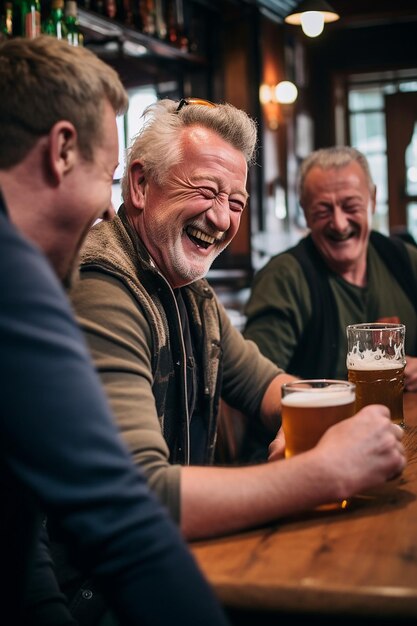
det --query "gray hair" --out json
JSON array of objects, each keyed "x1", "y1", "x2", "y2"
[
  {"x1": 298, "y1": 146, "x2": 375, "y2": 207},
  {"x1": 121, "y1": 98, "x2": 258, "y2": 201},
  {"x1": 0, "y1": 36, "x2": 128, "y2": 167}
]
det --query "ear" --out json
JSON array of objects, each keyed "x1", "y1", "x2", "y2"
[
  {"x1": 47, "y1": 121, "x2": 78, "y2": 184},
  {"x1": 128, "y1": 160, "x2": 146, "y2": 209}
]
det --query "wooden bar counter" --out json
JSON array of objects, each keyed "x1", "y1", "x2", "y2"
[{"x1": 191, "y1": 392, "x2": 417, "y2": 624}]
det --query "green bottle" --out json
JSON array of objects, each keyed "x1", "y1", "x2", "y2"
[
  {"x1": 0, "y1": 2, "x2": 13, "y2": 38},
  {"x1": 43, "y1": 0, "x2": 68, "y2": 39},
  {"x1": 21, "y1": 0, "x2": 41, "y2": 37},
  {"x1": 64, "y1": 0, "x2": 83, "y2": 45}
]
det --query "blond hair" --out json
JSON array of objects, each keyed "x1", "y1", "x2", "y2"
[{"x1": 0, "y1": 36, "x2": 128, "y2": 167}]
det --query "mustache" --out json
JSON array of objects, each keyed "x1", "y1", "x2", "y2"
[{"x1": 324, "y1": 226, "x2": 358, "y2": 240}]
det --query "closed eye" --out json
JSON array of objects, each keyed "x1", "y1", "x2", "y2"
[
  {"x1": 199, "y1": 187, "x2": 217, "y2": 199},
  {"x1": 311, "y1": 206, "x2": 332, "y2": 219},
  {"x1": 343, "y1": 204, "x2": 362, "y2": 213},
  {"x1": 229, "y1": 199, "x2": 245, "y2": 212}
]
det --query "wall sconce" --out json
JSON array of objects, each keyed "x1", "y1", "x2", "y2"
[
  {"x1": 284, "y1": 0, "x2": 339, "y2": 38},
  {"x1": 259, "y1": 81, "x2": 298, "y2": 130}
]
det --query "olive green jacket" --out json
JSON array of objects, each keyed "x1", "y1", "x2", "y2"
[
  {"x1": 71, "y1": 207, "x2": 281, "y2": 523},
  {"x1": 244, "y1": 235, "x2": 417, "y2": 380}
]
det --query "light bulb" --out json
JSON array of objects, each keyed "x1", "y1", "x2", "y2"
[
  {"x1": 274, "y1": 81, "x2": 298, "y2": 104},
  {"x1": 300, "y1": 11, "x2": 324, "y2": 37},
  {"x1": 259, "y1": 84, "x2": 273, "y2": 105}
]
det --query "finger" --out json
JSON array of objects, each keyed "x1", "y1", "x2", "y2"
[{"x1": 387, "y1": 448, "x2": 406, "y2": 481}]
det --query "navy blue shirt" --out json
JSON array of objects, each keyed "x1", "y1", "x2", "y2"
[{"x1": 0, "y1": 192, "x2": 229, "y2": 625}]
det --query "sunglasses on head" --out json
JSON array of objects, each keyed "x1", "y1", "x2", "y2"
[{"x1": 175, "y1": 98, "x2": 217, "y2": 113}]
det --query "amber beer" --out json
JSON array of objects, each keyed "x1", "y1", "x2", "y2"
[
  {"x1": 346, "y1": 323, "x2": 406, "y2": 427},
  {"x1": 281, "y1": 380, "x2": 355, "y2": 459},
  {"x1": 347, "y1": 363, "x2": 405, "y2": 426}
]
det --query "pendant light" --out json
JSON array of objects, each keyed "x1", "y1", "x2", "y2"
[{"x1": 285, "y1": 0, "x2": 340, "y2": 38}]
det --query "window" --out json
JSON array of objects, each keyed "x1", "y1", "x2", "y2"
[
  {"x1": 345, "y1": 70, "x2": 417, "y2": 236},
  {"x1": 111, "y1": 86, "x2": 158, "y2": 210}
]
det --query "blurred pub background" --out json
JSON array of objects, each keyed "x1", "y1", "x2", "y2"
[{"x1": 2, "y1": 0, "x2": 417, "y2": 319}]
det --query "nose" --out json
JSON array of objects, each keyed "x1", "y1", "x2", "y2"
[
  {"x1": 330, "y1": 205, "x2": 349, "y2": 232},
  {"x1": 205, "y1": 198, "x2": 231, "y2": 233}
]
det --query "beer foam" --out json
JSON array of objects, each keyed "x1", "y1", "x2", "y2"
[
  {"x1": 282, "y1": 389, "x2": 354, "y2": 408},
  {"x1": 347, "y1": 347, "x2": 404, "y2": 370}
]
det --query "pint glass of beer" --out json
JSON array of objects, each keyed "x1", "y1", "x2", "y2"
[
  {"x1": 346, "y1": 323, "x2": 406, "y2": 426},
  {"x1": 281, "y1": 379, "x2": 356, "y2": 459}
]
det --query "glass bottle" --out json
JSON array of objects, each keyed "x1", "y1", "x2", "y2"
[
  {"x1": 21, "y1": 0, "x2": 41, "y2": 38},
  {"x1": 65, "y1": 0, "x2": 83, "y2": 45},
  {"x1": 154, "y1": 0, "x2": 166, "y2": 40},
  {"x1": 138, "y1": 0, "x2": 155, "y2": 36},
  {"x1": 104, "y1": 0, "x2": 117, "y2": 19},
  {"x1": 43, "y1": 0, "x2": 68, "y2": 38},
  {"x1": 122, "y1": 0, "x2": 134, "y2": 27},
  {"x1": 0, "y1": 1, "x2": 13, "y2": 38},
  {"x1": 166, "y1": 0, "x2": 176, "y2": 44},
  {"x1": 166, "y1": 0, "x2": 187, "y2": 50}
]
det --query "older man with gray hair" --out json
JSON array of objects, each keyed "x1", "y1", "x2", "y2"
[
  {"x1": 243, "y1": 145, "x2": 417, "y2": 462},
  {"x1": 245, "y1": 145, "x2": 417, "y2": 388}
]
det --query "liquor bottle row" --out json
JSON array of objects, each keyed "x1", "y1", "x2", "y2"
[
  {"x1": 0, "y1": 0, "x2": 205, "y2": 56},
  {"x1": 78, "y1": 0, "x2": 195, "y2": 53},
  {"x1": 0, "y1": 0, "x2": 83, "y2": 45}
]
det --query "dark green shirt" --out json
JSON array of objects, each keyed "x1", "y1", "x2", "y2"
[{"x1": 244, "y1": 242, "x2": 417, "y2": 380}]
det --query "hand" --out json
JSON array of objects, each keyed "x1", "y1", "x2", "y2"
[
  {"x1": 314, "y1": 405, "x2": 406, "y2": 499},
  {"x1": 405, "y1": 355, "x2": 417, "y2": 391},
  {"x1": 268, "y1": 427, "x2": 286, "y2": 461}
]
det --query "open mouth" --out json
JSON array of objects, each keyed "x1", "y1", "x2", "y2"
[{"x1": 186, "y1": 226, "x2": 216, "y2": 250}]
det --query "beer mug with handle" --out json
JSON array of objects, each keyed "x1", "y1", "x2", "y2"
[{"x1": 346, "y1": 323, "x2": 406, "y2": 427}]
